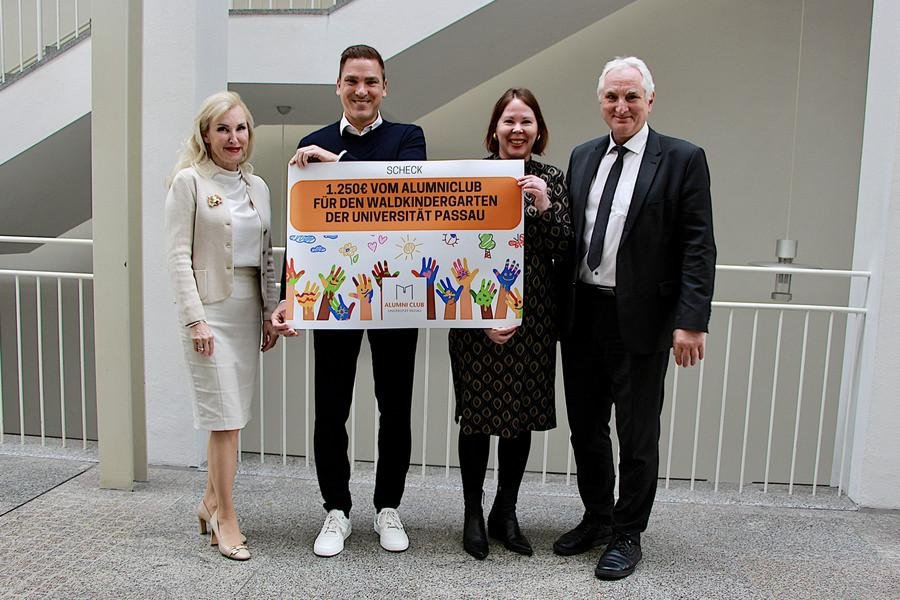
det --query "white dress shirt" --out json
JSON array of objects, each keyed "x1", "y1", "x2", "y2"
[
  {"x1": 333, "y1": 113, "x2": 384, "y2": 161},
  {"x1": 580, "y1": 123, "x2": 650, "y2": 286},
  {"x1": 340, "y1": 112, "x2": 383, "y2": 136}
]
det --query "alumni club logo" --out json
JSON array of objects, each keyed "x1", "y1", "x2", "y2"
[{"x1": 385, "y1": 283, "x2": 424, "y2": 312}]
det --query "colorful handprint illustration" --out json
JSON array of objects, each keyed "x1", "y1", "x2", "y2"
[
  {"x1": 451, "y1": 257, "x2": 479, "y2": 321},
  {"x1": 411, "y1": 256, "x2": 440, "y2": 321},
  {"x1": 295, "y1": 280, "x2": 321, "y2": 320},
  {"x1": 492, "y1": 259, "x2": 521, "y2": 320},
  {"x1": 371, "y1": 259, "x2": 400, "y2": 320},
  {"x1": 350, "y1": 273, "x2": 374, "y2": 321},
  {"x1": 471, "y1": 278, "x2": 498, "y2": 320},
  {"x1": 284, "y1": 258, "x2": 305, "y2": 321},
  {"x1": 505, "y1": 286, "x2": 523, "y2": 319},
  {"x1": 328, "y1": 294, "x2": 355, "y2": 321},
  {"x1": 317, "y1": 264, "x2": 346, "y2": 321},
  {"x1": 436, "y1": 277, "x2": 463, "y2": 320}
]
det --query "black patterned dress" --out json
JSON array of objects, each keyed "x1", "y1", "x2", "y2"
[{"x1": 449, "y1": 158, "x2": 571, "y2": 437}]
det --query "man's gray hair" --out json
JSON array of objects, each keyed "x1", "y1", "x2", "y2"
[{"x1": 596, "y1": 56, "x2": 655, "y2": 98}]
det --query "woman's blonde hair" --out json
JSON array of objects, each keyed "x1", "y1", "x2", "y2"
[{"x1": 167, "y1": 91, "x2": 255, "y2": 186}]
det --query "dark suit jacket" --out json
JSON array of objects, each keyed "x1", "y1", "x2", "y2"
[{"x1": 562, "y1": 127, "x2": 716, "y2": 353}]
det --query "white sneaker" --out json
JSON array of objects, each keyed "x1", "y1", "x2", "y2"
[
  {"x1": 374, "y1": 508, "x2": 409, "y2": 552},
  {"x1": 313, "y1": 509, "x2": 351, "y2": 557}
]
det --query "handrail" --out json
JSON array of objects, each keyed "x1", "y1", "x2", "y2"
[
  {"x1": 0, "y1": 268, "x2": 92, "y2": 279},
  {"x1": 716, "y1": 265, "x2": 870, "y2": 278},
  {"x1": 0, "y1": 236, "x2": 92, "y2": 246},
  {"x1": 712, "y1": 301, "x2": 865, "y2": 314}
]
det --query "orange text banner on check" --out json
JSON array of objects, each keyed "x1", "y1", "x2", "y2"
[{"x1": 290, "y1": 176, "x2": 522, "y2": 232}]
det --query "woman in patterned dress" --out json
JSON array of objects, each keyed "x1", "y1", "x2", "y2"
[{"x1": 449, "y1": 88, "x2": 571, "y2": 559}]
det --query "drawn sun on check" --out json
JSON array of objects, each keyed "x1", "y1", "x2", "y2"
[{"x1": 395, "y1": 235, "x2": 422, "y2": 260}]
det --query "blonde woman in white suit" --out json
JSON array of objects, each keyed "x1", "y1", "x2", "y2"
[{"x1": 166, "y1": 91, "x2": 279, "y2": 561}]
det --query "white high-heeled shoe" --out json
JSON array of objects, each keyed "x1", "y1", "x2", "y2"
[
  {"x1": 197, "y1": 499, "x2": 246, "y2": 546},
  {"x1": 209, "y1": 511, "x2": 251, "y2": 561}
]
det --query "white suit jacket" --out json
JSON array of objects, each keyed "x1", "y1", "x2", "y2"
[{"x1": 165, "y1": 163, "x2": 277, "y2": 327}]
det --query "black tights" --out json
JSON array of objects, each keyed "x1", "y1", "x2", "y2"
[{"x1": 458, "y1": 430, "x2": 532, "y2": 512}]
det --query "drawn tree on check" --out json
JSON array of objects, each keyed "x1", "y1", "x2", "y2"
[{"x1": 478, "y1": 233, "x2": 496, "y2": 259}]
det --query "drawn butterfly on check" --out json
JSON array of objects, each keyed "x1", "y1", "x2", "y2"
[{"x1": 508, "y1": 233, "x2": 524, "y2": 249}]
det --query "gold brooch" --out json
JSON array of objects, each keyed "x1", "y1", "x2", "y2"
[{"x1": 207, "y1": 194, "x2": 223, "y2": 208}]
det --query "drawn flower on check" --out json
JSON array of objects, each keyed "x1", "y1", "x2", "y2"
[
  {"x1": 207, "y1": 194, "x2": 223, "y2": 208},
  {"x1": 339, "y1": 242, "x2": 360, "y2": 265}
]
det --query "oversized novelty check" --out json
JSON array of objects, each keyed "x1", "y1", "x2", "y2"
[{"x1": 284, "y1": 160, "x2": 524, "y2": 329}]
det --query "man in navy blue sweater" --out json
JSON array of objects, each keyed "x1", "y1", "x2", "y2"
[{"x1": 272, "y1": 45, "x2": 426, "y2": 558}]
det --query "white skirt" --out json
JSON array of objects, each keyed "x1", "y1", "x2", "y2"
[{"x1": 180, "y1": 268, "x2": 262, "y2": 430}]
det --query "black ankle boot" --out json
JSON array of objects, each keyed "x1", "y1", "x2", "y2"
[
  {"x1": 463, "y1": 508, "x2": 489, "y2": 560},
  {"x1": 487, "y1": 503, "x2": 533, "y2": 556}
]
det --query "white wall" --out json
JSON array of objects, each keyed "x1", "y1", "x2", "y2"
[
  {"x1": 0, "y1": 38, "x2": 90, "y2": 165},
  {"x1": 142, "y1": 0, "x2": 230, "y2": 467},
  {"x1": 227, "y1": 0, "x2": 492, "y2": 84}
]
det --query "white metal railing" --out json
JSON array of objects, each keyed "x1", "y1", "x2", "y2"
[
  {"x1": 0, "y1": 1, "x2": 91, "y2": 86},
  {"x1": 237, "y1": 253, "x2": 869, "y2": 497},
  {"x1": 0, "y1": 233, "x2": 870, "y2": 498},
  {"x1": 0, "y1": 236, "x2": 94, "y2": 449},
  {"x1": 712, "y1": 264, "x2": 869, "y2": 497}
]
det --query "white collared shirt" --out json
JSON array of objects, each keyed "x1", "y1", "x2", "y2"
[
  {"x1": 340, "y1": 112, "x2": 383, "y2": 137},
  {"x1": 580, "y1": 122, "x2": 650, "y2": 287}
]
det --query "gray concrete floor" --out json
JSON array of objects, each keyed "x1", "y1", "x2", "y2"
[{"x1": 0, "y1": 442, "x2": 898, "y2": 600}]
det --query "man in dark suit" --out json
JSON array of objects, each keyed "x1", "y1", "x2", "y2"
[{"x1": 554, "y1": 56, "x2": 716, "y2": 580}]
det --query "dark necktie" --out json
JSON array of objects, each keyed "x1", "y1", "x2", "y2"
[{"x1": 586, "y1": 145, "x2": 627, "y2": 271}]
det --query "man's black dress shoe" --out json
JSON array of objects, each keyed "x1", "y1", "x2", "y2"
[
  {"x1": 487, "y1": 507, "x2": 533, "y2": 556},
  {"x1": 594, "y1": 534, "x2": 642, "y2": 580},
  {"x1": 462, "y1": 509, "x2": 489, "y2": 560},
  {"x1": 553, "y1": 517, "x2": 613, "y2": 556}
]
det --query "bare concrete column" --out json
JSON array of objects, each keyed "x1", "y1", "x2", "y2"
[{"x1": 91, "y1": 0, "x2": 146, "y2": 489}]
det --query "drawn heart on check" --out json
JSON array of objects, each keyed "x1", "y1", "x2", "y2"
[
  {"x1": 368, "y1": 241, "x2": 378, "y2": 252},
  {"x1": 378, "y1": 235, "x2": 388, "y2": 244}
]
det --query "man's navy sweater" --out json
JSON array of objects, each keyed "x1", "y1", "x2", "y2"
[{"x1": 299, "y1": 120, "x2": 427, "y2": 162}]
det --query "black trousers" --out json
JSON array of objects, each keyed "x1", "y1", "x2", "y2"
[
  {"x1": 313, "y1": 328, "x2": 418, "y2": 514},
  {"x1": 560, "y1": 286, "x2": 669, "y2": 535}
]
